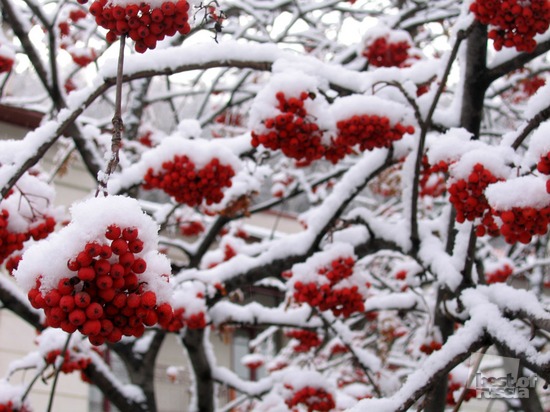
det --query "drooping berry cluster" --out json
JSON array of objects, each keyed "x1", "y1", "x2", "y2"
[
  {"x1": 285, "y1": 329, "x2": 322, "y2": 353},
  {"x1": 0, "y1": 210, "x2": 56, "y2": 265},
  {"x1": 27, "y1": 225, "x2": 174, "y2": 345},
  {"x1": 448, "y1": 164, "x2": 502, "y2": 236},
  {"x1": 284, "y1": 385, "x2": 336, "y2": 412},
  {"x1": 143, "y1": 156, "x2": 235, "y2": 207},
  {"x1": 362, "y1": 36, "x2": 412, "y2": 67},
  {"x1": 505, "y1": 75, "x2": 546, "y2": 103},
  {"x1": 251, "y1": 92, "x2": 325, "y2": 166},
  {"x1": 293, "y1": 256, "x2": 365, "y2": 318},
  {"x1": 537, "y1": 152, "x2": 550, "y2": 194},
  {"x1": 44, "y1": 349, "x2": 91, "y2": 382},
  {"x1": 470, "y1": 0, "x2": 550, "y2": 52},
  {"x1": 329, "y1": 114, "x2": 414, "y2": 162},
  {"x1": 494, "y1": 206, "x2": 550, "y2": 244},
  {"x1": 485, "y1": 263, "x2": 513, "y2": 284},
  {"x1": 88, "y1": 0, "x2": 191, "y2": 53}
]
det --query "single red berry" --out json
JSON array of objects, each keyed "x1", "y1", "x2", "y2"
[
  {"x1": 141, "y1": 291, "x2": 157, "y2": 309},
  {"x1": 69, "y1": 309, "x2": 86, "y2": 326},
  {"x1": 74, "y1": 291, "x2": 91, "y2": 308},
  {"x1": 86, "y1": 302, "x2": 104, "y2": 320},
  {"x1": 105, "y1": 224, "x2": 121, "y2": 240},
  {"x1": 111, "y1": 238, "x2": 129, "y2": 255}
]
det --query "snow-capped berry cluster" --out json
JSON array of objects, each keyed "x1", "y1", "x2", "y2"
[
  {"x1": 162, "y1": 286, "x2": 207, "y2": 331},
  {"x1": 15, "y1": 197, "x2": 174, "y2": 346},
  {"x1": 485, "y1": 263, "x2": 513, "y2": 283},
  {"x1": 470, "y1": 0, "x2": 550, "y2": 52},
  {"x1": 251, "y1": 91, "x2": 326, "y2": 166},
  {"x1": 292, "y1": 255, "x2": 365, "y2": 318},
  {"x1": 362, "y1": 36, "x2": 412, "y2": 67},
  {"x1": 505, "y1": 75, "x2": 546, "y2": 103},
  {"x1": 143, "y1": 156, "x2": 235, "y2": 207},
  {"x1": 0, "y1": 382, "x2": 31, "y2": 412},
  {"x1": 88, "y1": 0, "x2": 191, "y2": 53},
  {"x1": 494, "y1": 206, "x2": 550, "y2": 244},
  {"x1": 26, "y1": 224, "x2": 174, "y2": 345},
  {"x1": 331, "y1": 114, "x2": 414, "y2": 159},
  {"x1": 448, "y1": 163, "x2": 502, "y2": 236},
  {"x1": 179, "y1": 220, "x2": 205, "y2": 236},
  {"x1": 285, "y1": 329, "x2": 322, "y2": 353},
  {"x1": 284, "y1": 385, "x2": 336, "y2": 412},
  {"x1": 0, "y1": 207, "x2": 56, "y2": 265}
]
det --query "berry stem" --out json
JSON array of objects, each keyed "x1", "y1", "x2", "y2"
[
  {"x1": 46, "y1": 333, "x2": 72, "y2": 412},
  {"x1": 96, "y1": 34, "x2": 126, "y2": 197}
]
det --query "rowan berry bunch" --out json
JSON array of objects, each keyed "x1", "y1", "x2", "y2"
[
  {"x1": 285, "y1": 329, "x2": 322, "y2": 353},
  {"x1": 485, "y1": 263, "x2": 513, "y2": 283},
  {"x1": 163, "y1": 306, "x2": 206, "y2": 331},
  {"x1": 179, "y1": 220, "x2": 205, "y2": 236},
  {"x1": 505, "y1": 75, "x2": 546, "y2": 103},
  {"x1": 87, "y1": 0, "x2": 191, "y2": 53},
  {"x1": 0, "y1": 402, "x2": 31, "y2": 412},
  {"x1": 363, "y1": 36, "x2": 412, "y2": 67},
  {"x1": 419, "y1": 340, "x2": 442, "y2": 355},
  {"x1": 44, "y1": 349, "x2": 91, "y2": 375},
  {"x1": 0, "y1": 210, "x2": 56, "y2": 265},
  {"x1": 292, "y1": 255, "x2": 365, "y2": 317},
  {"x1": 494, "y1": 206, "x2": 550, "y2": 244},
  {"x1": 69, "y1": 48, "x2": 96, "y2": 67},
  {"x1": 251, "y1": 91, "x2": 326, "y2": 166},
  {"x1": 448, "y1": 164, "x2": 502, "y2": 231},
  {"x1": 469, "y1": 0, "x2": 550, "y2": 52},
  {"x1": 331, "y1": 114, "x2": 414, "y2": 160},
  {"x1": 26, "y1": 224, "x2": 175, "y2": 345},
  {"x1": 284, "y1": 385, "x2": 336, "y2": 412},
  {"x1": 143, "y1": 156, "x2": 235, "y2": 207}
]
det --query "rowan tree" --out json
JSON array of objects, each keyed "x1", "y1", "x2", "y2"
[{"x1": 0, "y1": 0, "x2": 549, "y2": 411}]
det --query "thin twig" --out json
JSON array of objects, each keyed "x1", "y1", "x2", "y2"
[
  {"x1": 46, "y1": 334, "x2": 72, "y2": 412},
  {"x1": 96, "y1": 35, "x2": 126, "y2": 197}
]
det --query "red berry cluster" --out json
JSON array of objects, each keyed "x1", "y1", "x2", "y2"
[
  {"x1": 506, "y1": 75, "x2": 546, "y2": 103},
  {"x1": 494, "y1": 206, "x2": 550, "y2": 244},
  {"x1": 448, "y1": 164, "x2": 501, "y2": 231},
  {"x1": 362, "y1": 36, "x2": 412, "y2": 67},
  {"x1": 419, "y1": 340, "x2": 442, "y2": 354},
  {"x1": 70, "y1": 49, "x2": 96, "y2": 67},
  {"x1": 143, "y1": 156, "x2": 235, "y2": 207},
  {"x1": 207, "y1": 244, "x2": 237, "y2": 268},
  {"x1": 0, "y1": 210, "x2": 56, "y2": 265},
  {"x1": 179, "y1": 220, "x2": 205, "y2": 236},
  {"x1": 58, "y1": 8, "x2": 88, "y2": 37},
  {"x1": 285, "y1": 386, "x2": 336, "y2": 412},
  {"x1": 420, "y1": 157, "x2": 448, "y2": 198},
  {"x1": 251, "y1": 92, "x2": 325, "y2": 166},
  {"x1": 163, "y1": 307, "x2": 206, "y2": 331},
  {"x1": 88, "y1": 0, "x2": 191, "y2": 53},
  {"x1": 293, "y1": 256, "x2": 364, "y2": 317},
  {"x1": 0, "y1": 54, "x2": 14, "y2": 73},
  {"x1": 329, "y1": 115, "x2": 414, "y2": 163},
  {"x1": 293, "y1": 282, "x2": 364, "y2": 318},
  {"x1": 285, "y1": 329, "x2": 321, "y2": 353},
  {"x1": 45, "y1": 349, "x2": 91, "y2": 375},
  {"x1": 485, "y1": 263, "x2": 513, "y2": 284},
  {"x1": 0, "y1": 402, "x2": 30, "y2": 412},
  {"x1": 536, "y1": 152, "x2": 550, "y2": 194},
  {"x1": 27, "y1": 225, "x2": 174, "y2": 345},
  {"x1": 470, "y1": 0, "x2": 550, "y2": 52},
  {"x1": 446, "y1": 374, "x2": 476, "y2": 406}
]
